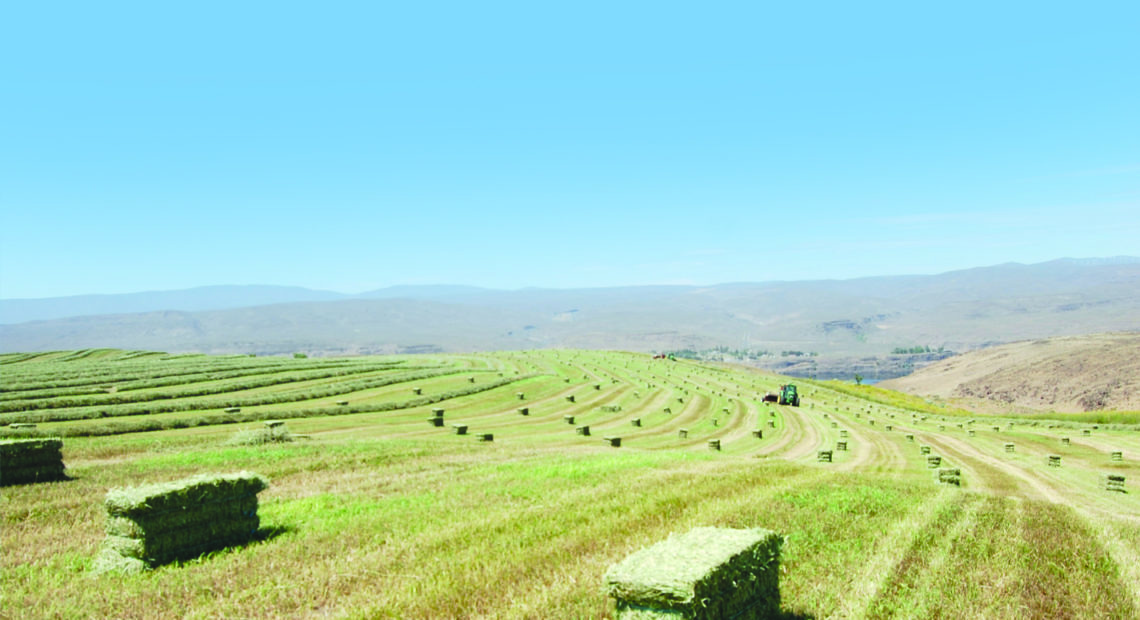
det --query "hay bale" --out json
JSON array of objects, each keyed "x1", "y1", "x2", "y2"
[
  {"x1": 413, "y1": 387, "x2": 422, "y2": 395},
  {"x1": 818, "y1": 450, "x2": 832, "y2": 463},
  {"x1": 95, "y1": 471, "x2": 268, "y2": 572},
  {"x1": 937, "y1": 468, "x2": 961, "y2": 486},
  {"x1": 1104, "y1": 475, "x2": 1126, "y2": 493},
  {"x1": 566, "y1": 395, "x2": 576, "y2": 403},
  {"x1": 452, "y1": 424, "x2": 468, "y2": 435},
  {"x1": 1004, "y1": 443, "x2": 1015, "y2": 453},
  {"x1": 840, "y1": 430, "x2": 849, "y2": 438},
  {"x1": 263, "y1": 420, "x2": 285, "y2": 429},
  {"x1": 604, "y1": 527, "x2": 782, "y2": 620},
  {"x1": 604, "y1": 436, "x2": 622, "y2": 448},
  {"x1": 1048, "y1": 455, "x2": 1061, "y2": 467},
  {"x1": 518, "y1": 407, "x2": 530, "y2": 416},
  {"x1": 920, "y1": 446, "x2": 931, "y2": 455},
  {"x1": 1062, "y1": 437, "x2": 1070, "y2": 445},
  {"x1": 1082, "y1": 429, "x2": 1091, "y2": 437},
  {"x1": 836, "y1": 441, "x2": 847, "y2": 451},
  {"x1": 708, "y1": 439, "x2": 720, "y2": 451},
  {"x1": 229, "y1": 424, "x2": 293, "y2": 445},
  {"x1": 905, "y1": 434, "x2": 913, "y2": 441},
  {"x1": 679, "y1": 429, "x2": 689, "y2": 439},
  {"x1": 967, "y1": 430, "x2": 975, "y2": 437},
  {"x1": 631, "y1": 418, "x2": 642, "y2": 427},
  {"x1": 830, "y1": 422, "x2": 838, "y2": 429},
  {"x1": 477, "y1": 433, "x2": 494, "y2": 442},
  {"x1": 767, "y1": 420, "x2": 776, "y2": 428},
  {"x1": 564, "y1": 415, "x2": 575, "y2": 424},
  {"x1": 336, "y1": 400, "x2": 349, "y2": 406},
  {"x1": 432, "y1": 408, "x2": 445, "y2": 418},
  {"x1": 517, "y1": 392, "x2": 525, "y2": 400},
  {"x1": 751, "y1": 430, "x2": 762, "y2": 439},
  {"x1": 224, "y1": 407, "x2": 241, "y2": 414},
  {"x1": 1111, "y1": 451, "x2": 1123, "y2": 462},
  {"x1": 0, "y1": 438, "x2": 66, "y2": 486},
  {"x1": 428, "y1": 417, "x2": 444, "y2": 427},
  {"x1": 577, "y1": 425, "x2": 591, "y2": 436},
  {"x1": 926, "y1": 455, "x2": 942, "y2": 468}
]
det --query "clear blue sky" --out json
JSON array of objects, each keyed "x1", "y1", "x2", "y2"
[{"x1": 2, "y1": 1, "x2": 1138, "y2": 299}]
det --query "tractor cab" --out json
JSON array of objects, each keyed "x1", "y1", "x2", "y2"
[{"x1": 778, "y1": 384, "x2": 800, "y2": 407}]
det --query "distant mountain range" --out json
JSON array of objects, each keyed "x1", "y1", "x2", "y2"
[{"x1": 2, "y1": 258, "x2": 1138, "y2": 365}]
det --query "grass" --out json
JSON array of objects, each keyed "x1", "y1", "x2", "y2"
[{"x1": 2, "y1": 349, "x2": 1138, "y2": 618}]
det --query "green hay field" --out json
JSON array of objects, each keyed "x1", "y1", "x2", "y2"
[{"x1": 2, "y1": 349, "x2": 1138, "y2": 618}]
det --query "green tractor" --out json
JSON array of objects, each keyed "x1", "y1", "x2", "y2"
[{"x1": 778, "y1": 384, "x2": 800, "y2": 407}]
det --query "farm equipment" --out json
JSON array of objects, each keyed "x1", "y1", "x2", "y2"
[{"x1": 778, "y1": 384, "x2": 800, "y2": 407}]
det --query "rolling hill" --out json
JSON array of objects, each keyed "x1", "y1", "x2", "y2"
[
  {"x1": 2, "y1": 259, "x2": 1138, "y2": 368},
  {"x1": 878, "y1": 332, "x2": 1140, "y2": 412}
]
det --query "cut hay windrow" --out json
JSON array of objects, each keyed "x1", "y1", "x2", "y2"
[
  {"x1": 95, "y1": 471, "x2": 268, "y2": 573},
  {"x1": 0, "y1": 438, "x2": 66, "y2": 485},
  {"x1": 604, "y1": 526, "x2": 782, "y2": 620}
]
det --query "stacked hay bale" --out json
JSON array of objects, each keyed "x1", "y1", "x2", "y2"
[
  {"x1": 604, "y1": 526, "x2": 783, "y2": 620},
  {"x1": 1111, "y1": 451, "x2": 1123, "y2": 462},
  {"x1": 95, "y1": 471, "x2": 268, "y2": 573},
  {"x1": 1104, "y1": 475, "x2": 1126, "y2": 493},
  {"x1": 0, "y1": 438, "x2": 66, "y2": 485},
  {"x1": 937, "y1": 468, "x2": 961, "y2": 486}
]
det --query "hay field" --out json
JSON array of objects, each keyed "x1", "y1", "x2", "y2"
[{"x1": 2, "y1": 349, "x2": 1139, "y2": 618}]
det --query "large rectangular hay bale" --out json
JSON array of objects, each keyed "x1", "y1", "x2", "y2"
[
  {"x1": 96, "y1": 471, "x2": 268, "y2": 572},
  {"x1": 604, "y1": 527, "x2": 782, "y2": 620},
  {"x1": 0, "y1": 438, "x2": 66, "y2": 485}
]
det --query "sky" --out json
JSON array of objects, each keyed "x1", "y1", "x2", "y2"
[{"x1": 1, "y1": 1, "x2": 1138, "y2": 299}]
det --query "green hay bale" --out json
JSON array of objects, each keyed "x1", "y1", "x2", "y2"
[
  {"x1": 1062, "y1": 437, "x2": 1071, "y2": 445},
  {"x1": 631, "y1": 419, "x2": 642, "y2": 427},
  {"x1": 564, "y1": 415, "x2": 576, "y2": 424},
  {"x1": 937, "y1": 468, "x2": 962, "y2": 486},
  {"x1": 1048, "y1": 455, "x2": 1062, "y2": 467},
  {"x1": 428, "y1": 417, "x2": 444, "y2": 427},
  {"x1": 836, "y1": 441, "x2": 847, "y2": 451},
  {"x1": 0, "y1": 438, "x2": 66, "y2": 485},
  {"x1": 926, "y1": 455, "x2": 942, "y2": 468},
  {"x1": 228, "y1": 426, "x2": 294, "y2": 446},
  {"x1": 452, "y1": 424, "x2": 468, "y2": 435},
  {"x1": 1005, "y1": 443, "x2": 1015, "y2": 453},
  {"x1": 477, "y1": 433, "x2": 494, "y2": 442},
  {"x1": 604, "y1": 436, "x2": 622, "y2": 447},
  {"x1": 97, "y1": 471, "x2": 268, "y2": 572},
  {"x1": 708, "y1": 440, "x2": 720, "y2": 451},
  {"x1": 604, "y1": 527, "x2": 782, "y2": 620},
  {"x1": 519, "y1": 407, "x2": 530, "y2": 416},
  {"x1": 1111, "y1": 451, "x2": 1123, "y2": 462},
  {"x1": 818, "y1": 451, "x2": 833, "y2": 463},
  {"x1": 679, "y1": 429, "x2": 689, "y2": 439},
  {"x1": 577, "y1": 425, "x2": 591, "y2": 436},
  {"x1": 920, "y1": 446, "x2": 931, "y2": 455},
  {"x1": 432, "y1": 408, "x2": 445, "y2": 418}
]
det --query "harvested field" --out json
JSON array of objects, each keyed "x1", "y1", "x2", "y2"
[{"x1": 2, "y1": 349, "x2": 1138, "y2": 618}]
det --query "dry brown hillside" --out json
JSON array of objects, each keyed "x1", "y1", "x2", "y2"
[{"x1": 879, "y1": 332, "x2": 1140, "y2": 412}]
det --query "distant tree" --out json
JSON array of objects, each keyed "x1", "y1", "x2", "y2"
[{"x1": 854, "y1": 373, "x2": 864, "y2": 385}]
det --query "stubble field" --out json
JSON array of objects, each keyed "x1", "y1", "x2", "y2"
[{"x1": 2, "y1": 349, "x2": 1138, "y2": 618}]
